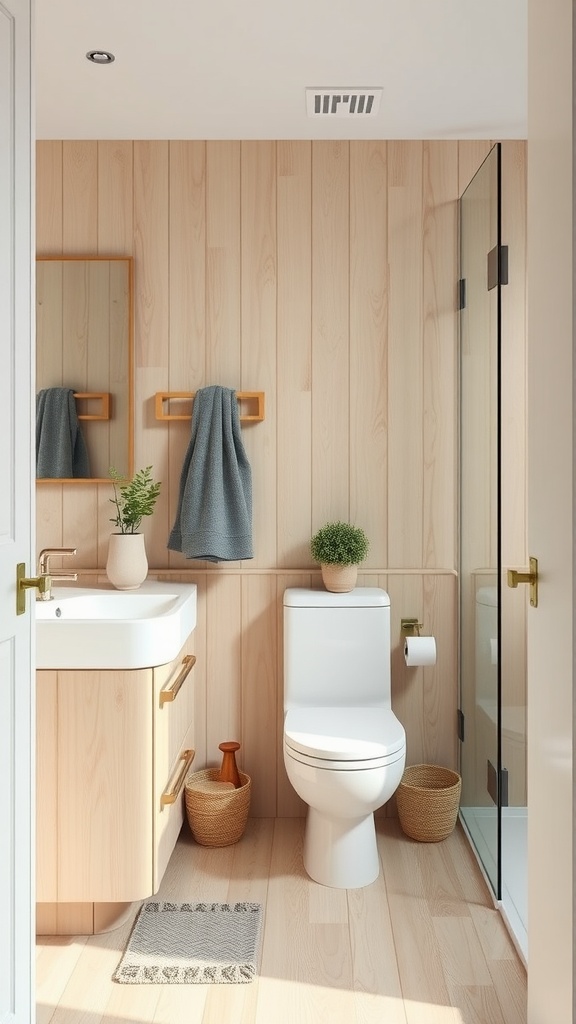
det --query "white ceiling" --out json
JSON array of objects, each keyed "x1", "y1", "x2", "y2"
[{"x1": 35, "y1": 0, "x2": 527, "y2": 141}]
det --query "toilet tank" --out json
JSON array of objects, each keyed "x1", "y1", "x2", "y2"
[{"x1": 283, "y1": 587, "x2": 391, "y2": 709}]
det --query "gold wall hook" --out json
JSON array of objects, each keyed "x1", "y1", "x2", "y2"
[{"x1": 507, "y1": 556, "x2": 539, "y2": 608}]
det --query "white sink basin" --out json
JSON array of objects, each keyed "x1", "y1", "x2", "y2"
[{"x1": 35, "y1": 581, "x2": 197, "y2": 669}]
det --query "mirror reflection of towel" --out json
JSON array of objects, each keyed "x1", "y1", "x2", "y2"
[
  {"x1": 36, "y1": 387, "x2": 91, "y2": 478},
  {"x1": 168, "y1": 386, "x2": 253, "y2": 562}
]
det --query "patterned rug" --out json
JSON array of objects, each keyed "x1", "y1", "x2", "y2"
[{"x1": 113, "y1": 901, "x2": 263, "y2": 984}]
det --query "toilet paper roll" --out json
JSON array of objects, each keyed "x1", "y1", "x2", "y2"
[{"x1": 404, "y1": 635, "x2": 437, "y2": 667}]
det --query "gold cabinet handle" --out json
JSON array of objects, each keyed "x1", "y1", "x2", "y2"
[
  {"x1": 159, "y1": 654, "x2": 196, "y2": 706},
  {"x1": 16, "y1": 562, "x2": 51, "y2": 615},
  {"x1": 507, "y1": 556, "x2": 539, "y2": 608},
  {"x1": 160, "y1": 748, "x2": 195, "y2": 808}
]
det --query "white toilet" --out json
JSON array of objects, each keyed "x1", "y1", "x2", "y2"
[{"x1": 283, "y1": 587, "x2": 406, "y2": 888}]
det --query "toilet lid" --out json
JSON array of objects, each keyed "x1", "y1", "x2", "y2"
[{"x1": 284, "y1": 707, "x2": 405, "y2": 762}]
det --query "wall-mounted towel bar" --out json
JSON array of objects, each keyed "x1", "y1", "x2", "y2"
[
  {"x1": 154, "y1": 391, "x2": 265, "y2": 423},
  {"x1": 73, "y1": 392, "x2": 110, "y2": 421}
]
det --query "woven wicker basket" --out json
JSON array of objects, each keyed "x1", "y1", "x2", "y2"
[
  {"x1": 396, "y1": 764, "x2": 461, "y2": 842},
  {"x1": 185, "y1": 768, "x2": 251, "y2": 847}
]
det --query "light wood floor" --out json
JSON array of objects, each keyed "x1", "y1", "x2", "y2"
[{"x1": 36, "y1": 818, "x2": 527, "y2": 1024}]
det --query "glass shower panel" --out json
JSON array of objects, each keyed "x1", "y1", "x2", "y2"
[{"x1": 458, "y1": 145, "x2": 501, "y2": 898}]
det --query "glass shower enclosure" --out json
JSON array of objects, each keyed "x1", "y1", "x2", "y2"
[{"x1": 458, "y1": 143, "x2": 527, "y2": 960}]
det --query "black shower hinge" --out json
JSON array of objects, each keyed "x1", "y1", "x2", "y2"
[
  {"x1": 457, "y1": 708, "x2": 465, "y2": 742},
  {"x1": 457, "y1": 278, "x2": 466, "y2": 310}
]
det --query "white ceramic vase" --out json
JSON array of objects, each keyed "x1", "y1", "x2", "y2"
[
  {"x1": 106, "y1": 532, "x2": 148, "y2": 590},
  {"x1": 320, "y1": 563, "x2": 358, "y2": 593}
]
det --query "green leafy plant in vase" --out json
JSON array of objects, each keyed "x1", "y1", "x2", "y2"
[
  {"x1": 107, "y1": 466, "x2": 161, "y2": 589},
  {"x1": 310, "y1": 521, "x2": 369, "y2": 593}
]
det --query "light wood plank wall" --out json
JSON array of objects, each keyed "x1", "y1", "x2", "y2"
[{"x1": 36, "y1": 140, "x2": 526, "y2": 818}]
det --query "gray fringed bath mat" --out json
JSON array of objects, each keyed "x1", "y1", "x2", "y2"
[{"x1": 113, "y1": 901, "x2": 263, "y2": 984}]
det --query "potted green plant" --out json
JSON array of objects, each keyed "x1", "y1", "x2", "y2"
[
  {"x1": 106, "y1": 466, "x2": 161, "y2": 589},
  {"x1": 310, "y1": 521, "x2": 369, "y2": 593}
]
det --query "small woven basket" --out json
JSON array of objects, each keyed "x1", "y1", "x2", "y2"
[
  {"x1": 396, "y1": 764, "x2": 461, "y2": 842},
  {"x1": 185, "y1": 768, "x2": 251, "y2": 847}
]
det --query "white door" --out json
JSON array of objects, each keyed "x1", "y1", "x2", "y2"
[
  {"x1": 527, "y1": 0, "x2": 573, "y2": 1019},
  {"x1": 0, "y1": 0, "x2": 34, "y2": 1021}
]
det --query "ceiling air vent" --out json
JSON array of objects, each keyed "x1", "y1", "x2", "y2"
[{"x1": 306, "y1": 88, "x2": 382, "y2": 118}]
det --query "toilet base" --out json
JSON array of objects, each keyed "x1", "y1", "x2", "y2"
[{"x1": 303, "y1": 808, "x2": 380, "y2": 888}]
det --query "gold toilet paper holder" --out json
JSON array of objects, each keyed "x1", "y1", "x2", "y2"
[{"x1": 401, "y1": 618, "x2": 423, "y2": 636}]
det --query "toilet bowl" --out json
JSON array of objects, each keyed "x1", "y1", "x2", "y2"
[
  {"x1": 284, "y1": 705, "x2": 405, "y2": 887},
  {"x1": 283, "y1": 587, "x2": 406, "y2": 888}
]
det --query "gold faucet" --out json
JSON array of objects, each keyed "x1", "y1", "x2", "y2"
[{"x1": 37, "y1": 547, "x2": 78, "y2": 600}]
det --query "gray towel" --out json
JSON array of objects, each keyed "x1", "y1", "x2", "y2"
[
  {"x1": 36, "y1": 387, "x2": 91, "y2": 478},
  {"x1": 168, "y1": 386, "x2": 253, "y2": 562}
]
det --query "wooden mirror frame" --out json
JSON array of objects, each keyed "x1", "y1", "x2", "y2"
[{"x1": 36, "y1": 255, "x2": 134, "y2": 484}]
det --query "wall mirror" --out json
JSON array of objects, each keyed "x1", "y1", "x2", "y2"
[{"x1": 36, "y1": 256, "x2": 133, "y2": 483}]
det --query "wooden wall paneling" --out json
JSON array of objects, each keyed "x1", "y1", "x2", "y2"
[
  {"x1": 36, "y1": 260, "x2": 63, "y2": 389},
  {"x1": 275, "y1": 573, "x2": 310, "y2": 816},
  {"x1": 97, "y1": 141, "x2": 133, "y2": 254},
  {"x1": 36, "y1": 141, "x2": 63, "y2": 253},
  {"x1": 387, "y1": 142, "x2": 424, "y2": 567},
  {"x1": 349, "y1": 142, "x2": 388, "y2": 567},
  {"x1": 276, "y1": 142, "x2": 312, "y2": 568},
  {"x1": 205, "y1": 574, "x2": 242, "y2": 767},
  {"x1": 167, "y1": 142, "x2": 206, "y2": 569},
  {"x1": 205, "y1": 141, "x2": 241, "y2": 385},
  {"x1": 63, "y1": 486, "x2": 99, "y2": 568},
  {"x1": 423, "y1": 572, "x2": 458, "y2": 770},
  {"x1": 133, "y1": 142, "x2": 170, "y2": 567},
  {"x1": 36, "y1": 483, "x2": 64, "y2": 554},
  {"x1": 422, "y1": 142, "x2": 459, "y2": 571},
  {"x1": 241, "y1": 574, "x2": 277, "y2": 816},
  {"x1": 240, "y1": 142, "x2": 277, "y2": 568},
  {"x1": 387, "y1": 574, "x2": 426, "y2": 766},
  {"x1": 311, "y1": 141, "x2": 350, "y2": 526},
  {"x1": 458, "y1": 141, "x2": 492, "y2": 196},
  {"x1": 97, "y1": 482, "x2": 114, "y2": 567},
  {"x1": 62, "y1": 142, "x2": 98, "y2": 252}
]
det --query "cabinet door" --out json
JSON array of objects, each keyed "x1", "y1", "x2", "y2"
[
  {"x1": 36, "y1": 671, "x2": 58, "y2": 902},
  {"x1": 57, "y1": 668, "x2": 153, "y2": 903},
  {"x1": 153, "y1": 635, "x2": 196, "y2": 890}
]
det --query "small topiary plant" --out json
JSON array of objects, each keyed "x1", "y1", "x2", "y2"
[
  {"x1": 109, "y1": 465, "x2": 161, "y2": 534},
  {"x1": 310, "y1": 521, "x2": 369, "y2": 567}
]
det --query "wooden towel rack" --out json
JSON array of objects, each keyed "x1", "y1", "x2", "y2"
[
  {"x1": 73, "y1": 392, "x2": 110, "y2": 421},
  {"x1": 154, "y1": 391, "x2": 265, "y2": 423}
]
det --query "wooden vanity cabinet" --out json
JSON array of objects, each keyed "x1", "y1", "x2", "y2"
[{"x1": 36, "y1": 633, "x2": 196, "y2": 927}]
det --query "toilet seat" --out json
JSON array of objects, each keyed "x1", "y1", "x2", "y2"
[{"x1": 284, "y1": 706, "x2": 405, "y2": 770}]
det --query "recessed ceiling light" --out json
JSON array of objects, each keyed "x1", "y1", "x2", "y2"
[{"x1": 86, "y1": 50, "x2": 115, "y2": 65}]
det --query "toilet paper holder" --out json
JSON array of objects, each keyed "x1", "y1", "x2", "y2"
[{"x1": 401, "y1": 618, "x2": 423, "y2": 636}]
